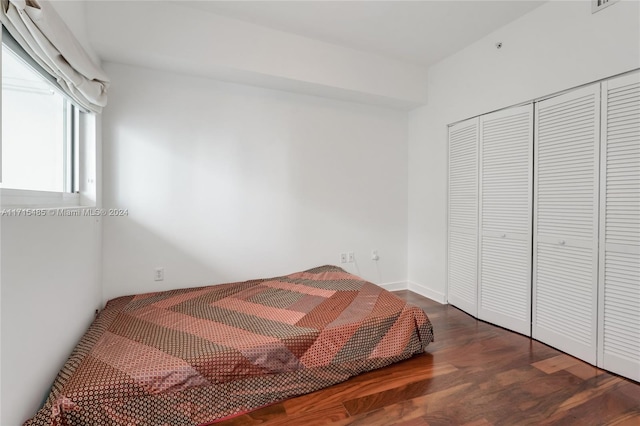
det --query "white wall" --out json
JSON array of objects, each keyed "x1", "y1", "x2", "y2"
[
  {"x1": 49, "y1": 0, "x2": 101, "y2": 66},
  {"x1": 1, "y1": 3, "x2": 103, "y2": 424},
  {"x1": 4, "y1": 2, "x2": 638, "y2": 423},
  {"x1": 101, "y1": 62, "x2": 409, "y2": 301},
  {"x1": 407, "y1": 0, "x2": 640, "y2": 302},
  {"x1": 86, "y1": 1, "x2": 427, "y2": 109},
  {"x1": 0, "y1": 215, "x2": 102, "y2": 426}
]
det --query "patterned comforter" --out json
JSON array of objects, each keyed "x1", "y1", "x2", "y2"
[{"x1": 25, "y1": 265, "x2": 433, "y2": 426}]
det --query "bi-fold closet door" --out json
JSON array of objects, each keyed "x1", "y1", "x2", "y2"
[
  {"x1": 447, "y1": 72, "x2": 639, "y2": 381},
  {"x1": 448, "y1": 118, "x2": 480, "y2": 317},
  {"x1": 598, "y1": 72, "x2": 640, "y2": 382},
  {"x1": 533, "y1": 84, "x2": 601, "y2": 364},
  {"x1": 447, "y1": 105, "x2": 533, "y2": 335},
  {"x1": 533, "y1": 74, "x2": 639, "y2": 377},
  {"x1": 478, "y1": 105, "x2": 533, "y2": 336}
]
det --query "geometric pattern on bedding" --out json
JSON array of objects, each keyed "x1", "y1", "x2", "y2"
[{"x1": 25, "y1": 265, "x2": 434, "y2": 426}]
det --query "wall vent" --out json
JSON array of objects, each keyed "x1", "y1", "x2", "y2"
[{"x1": 592, "y1": 0, "x2": 619, "y2": 13}]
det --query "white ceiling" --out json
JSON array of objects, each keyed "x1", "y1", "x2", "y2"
[{"x1": 174, "y1": 1, "x2": 546, "y2": 67}]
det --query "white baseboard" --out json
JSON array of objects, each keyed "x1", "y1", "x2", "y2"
[
  {"x1": 378, "y1": 280, "x2": 447, "y2": 304},
  {"x1": 407, "y1": 281, "x2": 447, "y2": 304},
  {"x1": 379, "y1": 281, "x2": 408, "y2": 291}
]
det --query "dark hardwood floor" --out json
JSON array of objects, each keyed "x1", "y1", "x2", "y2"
[{"x1": 217, "y1": 291, "x2": 640, "y2": 425}]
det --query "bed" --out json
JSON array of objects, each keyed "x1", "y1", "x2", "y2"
[{"x1": 25, "y1": 265, "x2": 433, "y2": 426}]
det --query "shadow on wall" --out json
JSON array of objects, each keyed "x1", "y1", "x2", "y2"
[
  {"x1": 100, "y1": 63, "x2": 410, "y2": 301},
  {"x1": 102, "y1": 213, "x2": 254, "y2": 302}
]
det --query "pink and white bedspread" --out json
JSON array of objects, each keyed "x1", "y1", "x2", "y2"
[{"x1": 25, "y1": 265, "x2": 433, "y2": 426}]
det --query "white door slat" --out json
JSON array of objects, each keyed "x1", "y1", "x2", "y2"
[
  {"x1": 533, "y1": 83, "x2": 599, "y2": 364},
  {"x1": 598, "y1": 71, "x2": 640, "y2": 382},
  {"x1": 478, "y1": 104, "x2": 532, "y2": 336},
  {"x1": 448, "y1": 118, "x2": 479, "y2": 317}
]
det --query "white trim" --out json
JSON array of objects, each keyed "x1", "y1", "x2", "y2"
[
  {"x1": 0, "y1": 188, "x2": 80, "y2": 208},
  {"x1": 408, "y1": 281, "x2": 447, "y2": 304},
  {"x1": 379, "y1": 281, "x2": 408, "y2": 292},
  {"x1": 445, "y1": 115, "x2": 449, "y2": 305},
  {"x1": 598, "y1": 77, "x2": 608, "y2": 370},
  {"x1": 447, "y1": 68, "x2": 638, "y2": 129}
]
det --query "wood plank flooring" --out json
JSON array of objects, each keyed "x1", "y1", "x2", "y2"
[{"x1": 217, "y1": 291, "x2": 640, "y2": 425}]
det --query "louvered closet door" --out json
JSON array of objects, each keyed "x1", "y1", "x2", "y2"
[
  {"x1": 479, "y1": 104, "x2": 533, "y2": 336},
  {"x1": 448, "y1": 117, "x2": 479, "y2": 317},
  {"x1": 598, "y1": 72, "x2": 640, "y2": 382},
  {"x1": 533, "y1": 84, "x2": 600, "y2": 364}
]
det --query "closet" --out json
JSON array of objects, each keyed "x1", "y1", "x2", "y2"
[{"x1": 446, "y1": 71, "x2": 639, "y2": 382}]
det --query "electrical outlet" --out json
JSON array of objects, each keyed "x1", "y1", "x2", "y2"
[
  {"x1": 371, "y1": 249, "x2": 379, "y2": 261},
  {"x1": 340, "y1": 253, "x2": 348, "y2": 263},
  {"x1": 154, "y1": 267, "x2": 165, "y2": 281},
  {"x1": 348, "y1": 252, "x2": 355, "y2": 262}
]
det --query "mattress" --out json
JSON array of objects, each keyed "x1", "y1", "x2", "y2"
[{"x1": 25, "y1": 265, "x2": 433, "y2": 425}]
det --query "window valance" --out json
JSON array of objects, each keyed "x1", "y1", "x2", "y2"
[{"x1": 1, "y1": 0, "x2": 109, "y2": 113}]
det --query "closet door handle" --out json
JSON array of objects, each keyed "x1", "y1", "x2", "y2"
[
  {"x1": 501, "y1": 233, "x2": 506, "y2": 238},
  {"x1": 559, "y1": 240, "x2": 566, "y2": 246}
]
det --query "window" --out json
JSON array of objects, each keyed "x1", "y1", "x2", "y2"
[{"x1": 1, "y1": 43, "x2": 77, "y2": 194}]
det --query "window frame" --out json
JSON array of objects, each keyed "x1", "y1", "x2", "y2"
[{"x1": 1, "y1": 26, "x2": 87, "y2": 209}]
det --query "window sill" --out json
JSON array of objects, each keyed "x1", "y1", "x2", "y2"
[{"x1": 0, "y1": 188, "x2": 85, "y2": 209}]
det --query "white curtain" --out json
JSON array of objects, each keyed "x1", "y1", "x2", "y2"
[{"x1": 1, "y1": 0, "x2": 109, "y2": 113}]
